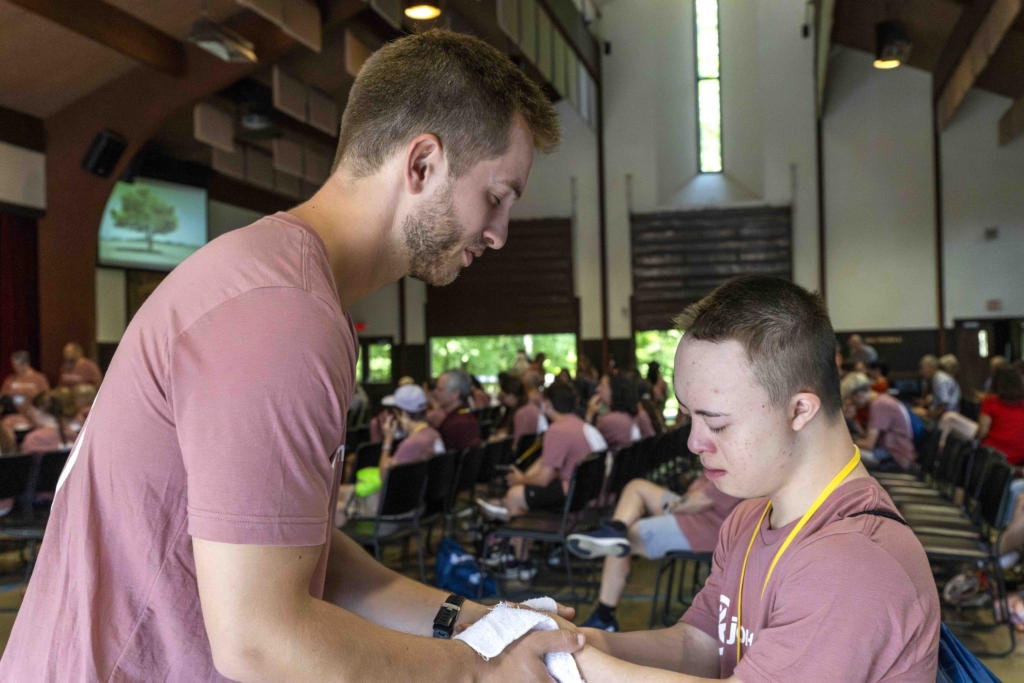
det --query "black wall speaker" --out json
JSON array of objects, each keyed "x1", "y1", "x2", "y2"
[{"x1": 81, "y1": 129, "x2": 127, "y2": 177}]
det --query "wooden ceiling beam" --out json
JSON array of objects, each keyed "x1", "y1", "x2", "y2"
[
  {"x1": 934, "y1": 0, "x2": 1022, "y2": 131},
  {"x1": 815, "y1": 0, "x2": 838, "y2": 118},
  {"x1": 6, "y1": 0, "x2": 186, "y2": 77},
  {"x1": 998, "y1": 93, "x2": 1024, "y2": 145}
]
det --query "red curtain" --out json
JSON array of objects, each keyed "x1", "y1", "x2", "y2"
[{"x1": 0, "y1": 210, "x2": 41, "y2": 373}]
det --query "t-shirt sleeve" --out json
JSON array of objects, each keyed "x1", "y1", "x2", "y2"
[
  {"x1": 980, "y1": 395, "x2": 996, "y2": 419},
  {"x1": 540, "y1": 426, "x2": 571, "y2": 472},
  {"x1": 734, "y1": 536, "x2": 932, "y2": 683},
  {"x1": 170, "y1": 288, "x2": 349, "y2": 547}
]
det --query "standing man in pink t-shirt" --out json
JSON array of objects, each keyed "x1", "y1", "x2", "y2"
[
  {"x1": 1, "y1": 30, "x2": 583, "y2": 683},
  {"x1": 571, "y1": 276, "x2": 939, "y2": 683}
]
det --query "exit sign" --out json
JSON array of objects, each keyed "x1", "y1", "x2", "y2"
[{"x1": 986, "y1": 300, "x2": 1002, "y2": 312}]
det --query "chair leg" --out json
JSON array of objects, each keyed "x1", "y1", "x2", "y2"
[
  {"x1": 663, "y1": 557, "x2": 679, "y2": 627},
  {"x1": 417, "y1": 529, "x2": 427, "y2": 585},
  {"x1": 648, "y1": 556, "x2": 670, "y2": 630},
  {"x1": 562, "y1": 543, "x2": 577, "y2": 610},
  {"x1": 989, "y1": 557, "x2": 1017, "y2": 658}
]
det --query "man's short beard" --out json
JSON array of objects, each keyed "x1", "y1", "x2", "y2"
[{"x1": 403, "y1": 179, "x2": 466, "y2": 287}]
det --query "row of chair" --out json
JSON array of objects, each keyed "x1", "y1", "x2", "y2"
[{"x1": 876, "y1": 430, "x2": 1016, "y2": 657}]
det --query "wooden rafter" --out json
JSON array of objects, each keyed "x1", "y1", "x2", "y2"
[
  {"x1": 6, "y1": 0, "x2": 186, "y2": 77},
  {"x1": 815, "y1": 0, "x2": 838, "y2": 118},
  {"x1": 934, "y1": 0, "x2": 1022, "y2": 131}
]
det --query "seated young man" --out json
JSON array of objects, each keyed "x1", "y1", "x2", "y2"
[
  {"x1": 571, "y1": 275, "x2": 940, "y2": 683},
  {"x1": 335, "y1": 384, "x2": 444, "y2": 526},
  {"x1": 478, "y1": 380, "x2": 607, "y2": 522},
  {"x1": 842, "y1": 372, "x2": 917, "y2": 473},
  {"x1": 567, "y1": 475, "x2": 742, "y2": 632}
]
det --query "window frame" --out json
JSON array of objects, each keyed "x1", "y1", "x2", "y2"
[{"x1": 694, "y1": 0, "x2": 723, "y2": 175}]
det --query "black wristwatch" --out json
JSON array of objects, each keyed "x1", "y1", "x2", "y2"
[{"x1": 432, "y1": 594, "x2": 466, "y2": 639}]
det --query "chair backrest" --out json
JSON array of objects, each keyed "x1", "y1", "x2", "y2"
[
  {"x1": 454, "y1": 447, "x2": 484, "y2": 501},
  {"x1": 963, "y1": 446, "x2": 997, "y2": 505},
  {"x1": 354, "y1": 442, "x2": 383, "y2": 473},
  {"x1": 477, "y1": 437, "x2": 512, "y2": 483},
  {"x1": 917, "y1": 428, "x2": 942, "y2": 476},
  {"x1": 566, "y1": 453, "x2": 607, "y2": 514},
  {"x1": 424, "y1": 451, "x2": 458, "y2": 515},
  {"x1": 935, "y1": 433, "x2": 967, "y2": 486},
  {"x1": 378, "y1": 460, "x2": 430, "y2": 518},
  {"x1": 515, "y1": 433, "x2": 537, "y2": 457},
  {"x1": 0, "y1": 455, "x2": 35, "y2": 499},
  {"x1": 35, "y1": 449, "x2": 72, "y2": 494},
  {"x1": 479, "y1": 421, "x2": 493, "y2": 442},
  {"x1": 977, "y1": 460, "x2": 1013, "y2": 531},
  {"x1": 608, "y1": 444, "x2": 637, "y2": 499},
  {"x1": 346, "y1": 427, "x2": 370, "y2": 451}
]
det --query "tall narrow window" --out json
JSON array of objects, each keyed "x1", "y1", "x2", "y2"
[{"x1": 695, "y1": 0, "x2": 722, "y2": 173}]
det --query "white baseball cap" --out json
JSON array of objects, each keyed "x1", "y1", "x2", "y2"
[{"x1": 381, "y1": 384, "x2": 428, "y2": 413}]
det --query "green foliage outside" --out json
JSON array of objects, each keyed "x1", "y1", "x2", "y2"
[
  {"x1": 368, "y1": 342, "x2": 392, "y2": 384},
  {"x1": 110, "y1": 186, "x2": 179, "y2": 252},
  {"x1": 431, "y1": 334, "x2": 577, "y2": 393},
  {"x1": 635, "y1": 329, "x2": 684, "y2": 418}
]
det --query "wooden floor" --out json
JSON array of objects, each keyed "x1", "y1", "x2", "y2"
[{"x1": 1, "y1": 546, "x2": 1022, "y2": 680}]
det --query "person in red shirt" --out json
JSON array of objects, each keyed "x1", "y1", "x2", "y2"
[
  {"x1": 572, "y1": 276, "x2": 939, "y2": 683},
  {"x1": 979, "y1": 366, "x2": 1024, "y2": 467},
  {"x1": 433, "y1": 369, "x2": 482, "y2": 451},
  {"x1": 58, "y1": 342, "x2": 103, "y2": 389},
  {"x1": 0, "y1": 350, "x2": 51, "y2": 403}
]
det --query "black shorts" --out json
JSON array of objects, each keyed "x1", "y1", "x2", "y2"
[{"x1": 524, "y1": 479, "x2": 566, "y2": 512}]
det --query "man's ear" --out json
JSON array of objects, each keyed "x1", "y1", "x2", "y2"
[
  {"x1": 402, "y1": 134, "x2": 445, "y2": 195},
  {"x1": 789, "y1": 392, "x2": 822, "y2": 432}
]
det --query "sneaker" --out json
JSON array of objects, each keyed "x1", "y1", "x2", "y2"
[
  {"x1": 481, "y1": 551, "x2": 516, "y2": 568},
  {"x1": 476, "y1": 498, "x2": 510, "y2": 523},
  {"x1": 517, "y1": 560, "x2": 538, "y2": 582},
  {"x1": 943, "y1": 572, "x2": 981, "y2": 606},
  {"x1": 567, "y1": 522, "x2": 630, "y2": 559},
  {"x1": 580, "y1": 610, "x2": 619, "y2": 632}
]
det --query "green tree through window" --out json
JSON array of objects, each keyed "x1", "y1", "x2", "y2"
[
  {"x1": 635, "y1": 329, "x2": 683, "y2": 419},
  {"x1": 431, "y1": 334, "x2": 577, "y2": 394}
]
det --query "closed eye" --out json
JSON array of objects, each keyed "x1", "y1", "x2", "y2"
[{"x1": 709, "y1": 426, "x2": 726, "y2": 434}]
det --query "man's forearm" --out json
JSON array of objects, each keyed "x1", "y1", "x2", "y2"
[
  {"x1": 323, "y1": 529, "x2": 487, "y2": 635},
  {"x1": 574, "y1": 646, "x2": 738, "y2": 683},
  {"x1": 582, "y1": 623, "x2": 719, "y2": 677}
]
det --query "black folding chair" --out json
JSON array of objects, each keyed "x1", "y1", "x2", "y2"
[
  {"x1": 341, "y1": 460, "x2": 430, "y2": 582},
  {"x1": 648, "y1": 550, "x2": 714, "y2": 629},
  {"x1": 446, "y1": 446, "x2": 485, "y2": 531},
  {"x1": 421, "y1": 451, "x2": 458, "y2": 553},
  {"x1": 486, "y1": 453, "x2": 607, "y2": 607},
  {"x1": 0, "y1": 454, "x2": 45, "y2": 604}
]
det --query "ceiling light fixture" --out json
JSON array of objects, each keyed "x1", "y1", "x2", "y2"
[
  {"x1": 405, "y1": 3, "x2": 442, "y2": 20},
  {"x1": 874, "y1": 21, "x2": 911, "y2": 69}
]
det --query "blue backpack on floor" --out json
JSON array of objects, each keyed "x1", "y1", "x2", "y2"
[
  {"x1": 936, "y1": 624, "x2": 1002, "y2": 683},
  {"x1": 434, "y1": 538, "x2": 497, "y2": 599}
]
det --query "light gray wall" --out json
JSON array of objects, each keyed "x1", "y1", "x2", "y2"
[{"x1": 0, "y1": 141, "x2": 45, "y2": 210}]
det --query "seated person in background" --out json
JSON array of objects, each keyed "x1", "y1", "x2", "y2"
[
  {"x1": 575, "y1": 356, "x2": 599, "y2": 405},
  {"x1": 979, "y1": 366, "x2": 1024, "y2": 469},
  {"x1": 571, "y1": 276, "x2": 939, "y2": 683},
  {"x1": 867, "y1": 361, "x2": 889, "y2": 393},
  {"x1": 917, "y1": 353, "x2": 960, "y2": 419},
  {"x1": 1, "y1": 393, "x2": 34, "y2": 435},
  {"x1": 432, "y1": 370, "x2": 481, "y2": 451},
  {"x1": 981, "y1": 355, "x2": 1008, "y2": 397},
  {"x1": 492, "y1": 376, "x2": 548, "y2": 449},
  {"x1": 586, "y1": 374, "x2": 650, "y2": 450},
  {"x1": 490, "y1": 375, "x2": 524, "y2": 440},
  {"x1": 1, "y1": 350, "x2": 50, "y2": 403},
  {"x1": 335, "y1": 384, "x2": 444, "y2": 526},
  {"x1": 58, "y1": 342, "x2": 103, "y2": 389},
  {"x1": 647, "y1": 361, "x2": 669, "y2": 413},
  {"x1": 568, "y1": 475, "x2": 742, "y2": 632},
  {"x1": 847, "y1": 333, "x2": 878, "y2": 365},
  {"x1": 478, "y1": 380, "x2": 607, "y2": 523},
  {"x1": 470, "y1": 376, "x2": 491, "y2": 410},
  {"x1": 842, "y1": 373, "x2": 916, "y2": 473},
  {"x1": 21, "y1": 392, "x2": 69, "y2": 454},
  {"x1": 369, "y1": 377, "x2": 416, "y2": 443}
]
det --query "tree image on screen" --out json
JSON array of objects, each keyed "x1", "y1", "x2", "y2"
[{"x1": 109, "y1": 186, "x2": 179, "y2": 252}]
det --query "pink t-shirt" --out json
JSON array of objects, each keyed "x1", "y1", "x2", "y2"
[
  {"x1": 869, "y1": 395, "x2": 916, "y2": 470},
  {"x1": 59, "y1": 357, "x2": 103, "y2": 388},
  {"x1": 541, "y1": 413, "x2": 607, "y2": 493},
  {"x1": 596, "y1": 411, "x2": 639, "y2": 452},
  {"x1": 635, "y1": 409, "x2": 656, "y2": 439},
  {"x1": 20, "y1": 425, "x2": 64, "y2": 454},
  {"x1": 1, "y1": 213, "x2": 356, "y2": 682},
  {"x1": 513, "y1": 402, "x2": 546, "y2": 450},
  {"x1": 1, "y1": 369, "x2": 50, "y2": 401},
  {"x1": 392, "y1": 425, "x2": 445, "y2": 465},
  {"x1": 681, "y1": 477, "x2": 939, "y2": 682},
  {"x1": 673, "y1": 475, "x2": 742, "y2": 553}
]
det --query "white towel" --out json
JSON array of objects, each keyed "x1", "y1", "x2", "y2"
[{"x1": 454, "y1": 597, "x2": 584, "y2": 683}]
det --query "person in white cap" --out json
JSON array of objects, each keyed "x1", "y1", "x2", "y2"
[{"x1": 335, "y1": 384, "x2": 445, "y2": 526}]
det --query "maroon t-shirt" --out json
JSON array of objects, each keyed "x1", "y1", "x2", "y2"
[
  {"x1": 596, "y1": 411, "x2": 640, "y2": 452},
  {"x1": 0, "y1": 213, "x2": 356, "y2": 681},
  {"x1": 981, "y1": 395, "x2": 1024, "y2": 465},
  {"x1": 681, "y1": 477, "x2": 939, "y2": 682},
  {"x1": 438, "y1": 408, "x2": 481, "y2": 451}
]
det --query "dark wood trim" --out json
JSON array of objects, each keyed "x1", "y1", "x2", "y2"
[
  {"x1": 596, "y1": 52, "x2": 609, "y2": 372},
  {"x1": 398, "y1": 277, "x2": 407, "y2": 377},
  {"x1": 534, "y1": 0, "x2": 600, "y2": 79},
  {"x1": 0, "y1": 202, "x2": 46, "y2": 220},
  {"x1": 932, "y1": 103, "x2": 948, "y2": 355},
  {"x1": 7, "y1": 0, "x2": 187, "y2": 78},
  {"x1": 207, "y1": 173, "x2": 297, "y2": 216},
  {"x1": 933, "y1": 0, "x2": 1021, "y2": 130},
  {"x1": 0, "y1": 106, "x2": 46, "y2": 152}
]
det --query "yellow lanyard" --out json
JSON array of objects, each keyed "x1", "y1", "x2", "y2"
[{"x1": 734, "y1": 447, "x2": 861, "y2": 664}]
